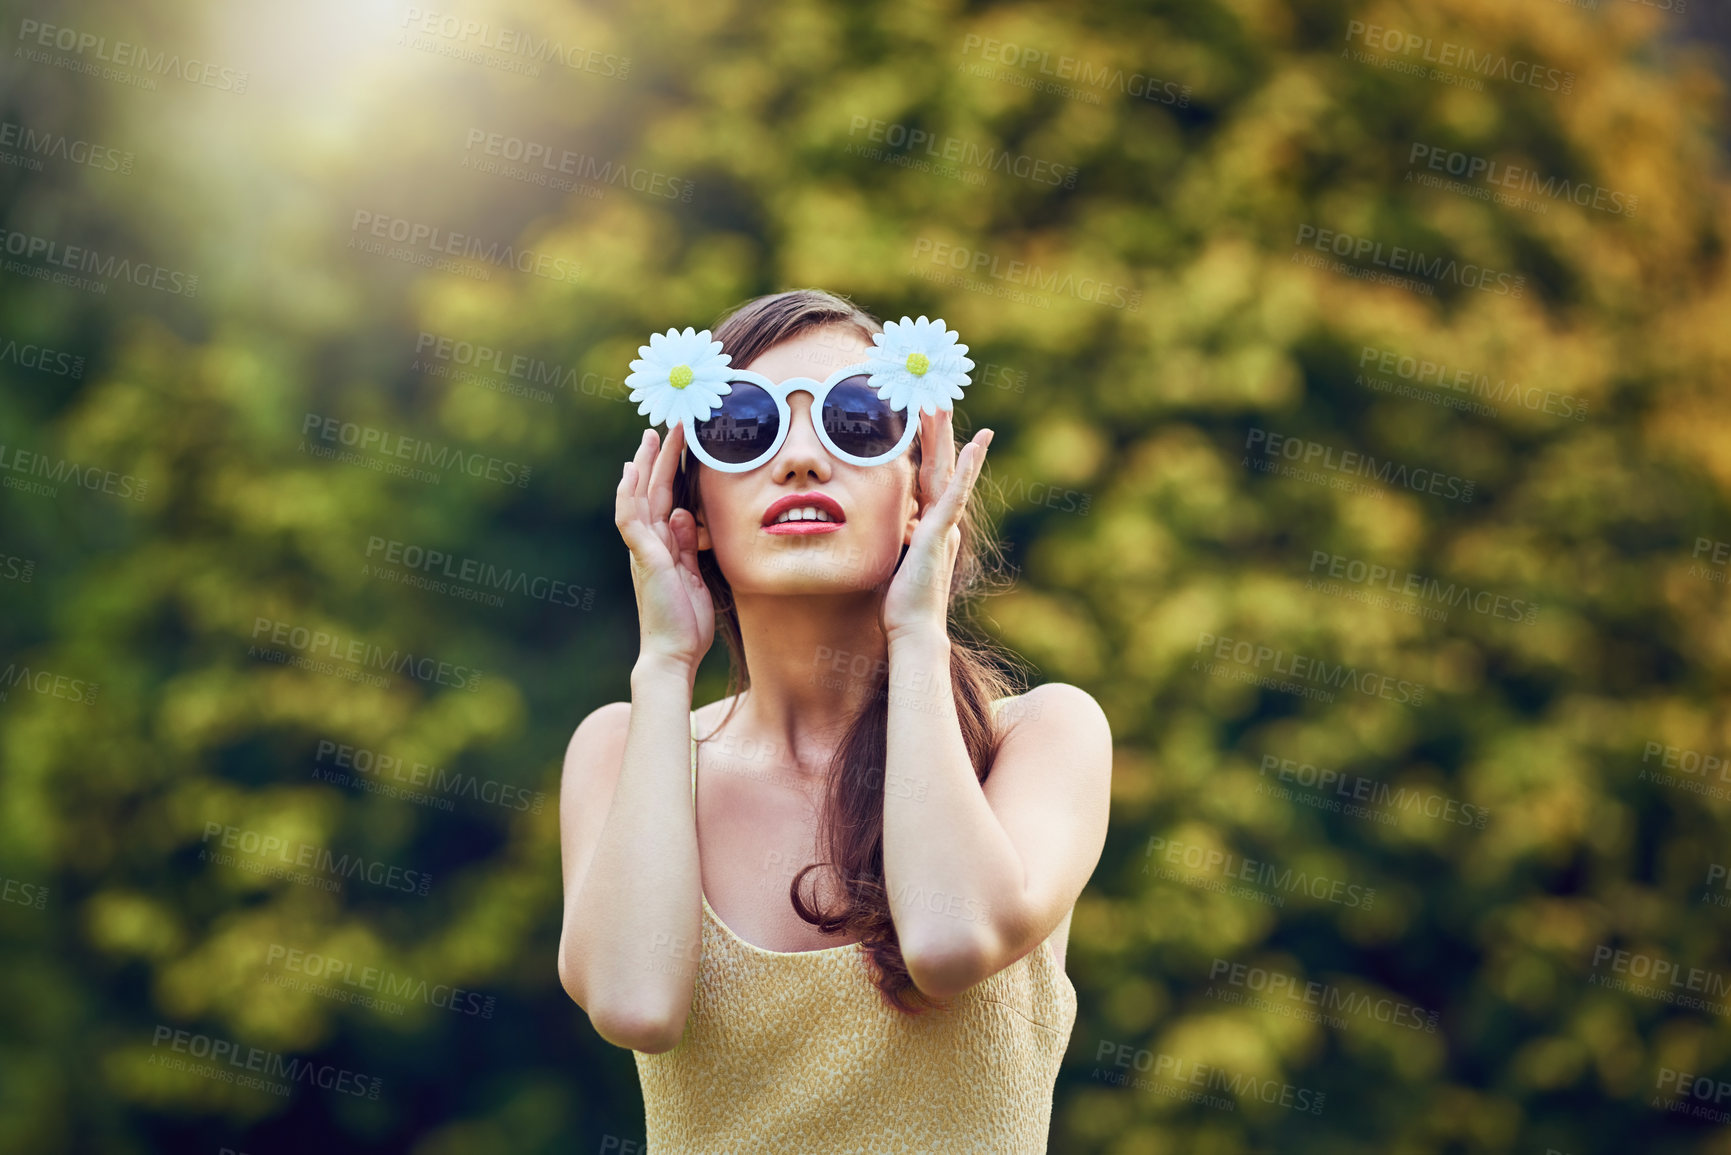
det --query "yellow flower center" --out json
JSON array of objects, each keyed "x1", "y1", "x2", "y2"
[
  {"x1": 905, "y1": 352, "x2": 930, "y2": 377},
  {"x1": 669, "y1": 364, "x2": 694, "y2": 389}
]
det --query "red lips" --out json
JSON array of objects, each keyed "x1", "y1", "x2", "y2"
[{"x1": 761, "y1": 492, "x2": 846, "y2": 527}]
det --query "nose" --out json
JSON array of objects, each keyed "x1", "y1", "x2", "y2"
[{"x1": 767, "y1": 391, "x2": 832, "y2": 479}]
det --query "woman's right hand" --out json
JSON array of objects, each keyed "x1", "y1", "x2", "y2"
[{"x1": 615, "y1": 423, "x2": 714, "y2": 673}]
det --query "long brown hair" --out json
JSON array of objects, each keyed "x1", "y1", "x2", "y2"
[{"x1": 670, "y1": 288, "x2": 1028, "y2": 1013}]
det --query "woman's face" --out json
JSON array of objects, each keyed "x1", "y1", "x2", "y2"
[{"x1": 690, "y1": 324, "x2": 921, "y2": 596}]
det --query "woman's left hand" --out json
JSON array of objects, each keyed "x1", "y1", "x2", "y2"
[{"x1": 882, "y1": 406, "x2": 993, "y2": 645}]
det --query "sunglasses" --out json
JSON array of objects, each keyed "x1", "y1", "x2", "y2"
[
  {"x1": 630, "y1": 315, "x2": 974, "y2": 473},
  {"x1": 678, "y1": 362, "x2": 917, "y2": 474}
]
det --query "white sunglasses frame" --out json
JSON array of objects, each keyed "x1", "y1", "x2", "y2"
[{"x1": 676, "y1": 361, "x2": 924, "y2": 474}]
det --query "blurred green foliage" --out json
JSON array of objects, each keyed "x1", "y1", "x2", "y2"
[{"x1": 2, "y1": 0, "x2": 1730, "y2": 1151}]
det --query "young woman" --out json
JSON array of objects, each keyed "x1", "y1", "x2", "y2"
[{"x1": 556, "y1": 289, "x2": 1112, "y2": 1153}]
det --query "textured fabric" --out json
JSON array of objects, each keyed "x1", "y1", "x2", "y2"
[{"x1": 631, "y1": 716, "x2": 1077, "y2": 1154}]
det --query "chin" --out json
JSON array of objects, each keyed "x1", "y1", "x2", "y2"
[{"x1": 729, "y1": 538, "x2": 895, "y2": 592}]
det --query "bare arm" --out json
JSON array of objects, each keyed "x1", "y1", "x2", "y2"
[
  {"x1": 557, "y1": 657, "x2": 702, "y2": 1053},
  {"x1": 556, "y1": 423, "x2": 713, "y2": 1053},
  {"x1": 877, "y1": 408, "x2": 1111, "y2": 998},
  {"x1": 882, "y1": 660, "x2": 1113, "y2": 1000}
]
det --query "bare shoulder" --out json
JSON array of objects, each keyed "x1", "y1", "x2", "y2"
[
  {"x1": 690, "y1": 693, "x2": 744, "y2": 741},
  {"x1": 991, "y1": 682, "x2": 1112, "y2": 747},
  {"x1": 981, "y1": 683, "x2": 1112, "y2": 816},
  {"x1": 564, "y1": 694, "x2": 737, "y2": 779},
  {"x1": 563, "y1": 700, "x2": 634, "y2": 781},
  {"x1": 979, "y1": 682, "x2": 1112, "y2": 935},
  {"x1": 556, "y1": 702, "x2": 637, "y2": 904}
]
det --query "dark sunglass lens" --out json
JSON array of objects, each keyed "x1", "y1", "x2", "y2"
[
  {"x1": 694, "y1": 381, "x2": 780, "y2": 465},
  {"x1": 822, "y1": 376, "x2": 905, "y2": 460}
]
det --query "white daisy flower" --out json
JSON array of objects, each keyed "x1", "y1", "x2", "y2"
[
  {"x1": 865, "y1": 316, "x2": 974, "y2": 416},
  {"x1": 625, "y1": 327, "x2": 734, "y2": 428}
]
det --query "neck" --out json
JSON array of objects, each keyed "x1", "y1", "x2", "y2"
[{"x1": 728, "y1": 589, "x2": 888, "y2": 779}]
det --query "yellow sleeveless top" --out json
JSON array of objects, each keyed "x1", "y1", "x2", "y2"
[{"x1": 631, "y1": 717, "x2": 1078, "y2": 1154}]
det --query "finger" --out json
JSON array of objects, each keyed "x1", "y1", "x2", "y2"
[
  {"x1": 623, "y1": 430, "x2": 648, "y2": 513},
  {"x1": 671, "y1": 508, "x2": 702, "y2": 588},
  {"x1": 648, "y1": 422, "x2": 684, "y2": 527},
  {"x1": 619, "y1": 432, "x2": 661, "y2": 551},
  {"x1": 916, "y1": 408, "x2": 959, "y2": 512},
  {"x1": 639, "y1": 429, "x2": 674, "y2": 551},
  {"x1": 932, "y1": 428, "x2": 992, "y2": 528},
  {"x1": 615, "y1": 458, "x2": 634, "y2": 517},
  {"x1": 616, "y1": 460, "x2": 649, "y2": 554},
  {"x1": 917, "y1": 408, "x2": 952, "y2": 511},
  {"x1": 933, "y1": 408, "x2": 958, "y2": 501},
  {"x1": 635, "y1": 428, "x2": 659, "y2": 505}
]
